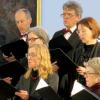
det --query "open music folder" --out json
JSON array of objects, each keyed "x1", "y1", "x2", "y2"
[
  {"x1": 0, "y1": 39, "x2": 28, "y2": 59},
  {"x1": 0, "y1": 80, "x2": 17, "y2": 99},
  {"x1": 71, "y1": 80, "x2": 100, "y2": 100},
  {"x1": 34, "y1": 78, "x2": 62, "y2": 100},
  {"x1": 50, "y1": 48, "x2": 77, "y2": 76},
  {"x1": 49, "y1": 34, "x2": 73, "y2": 54},
  {"x1": 0, "y1": 60, "x2": 26, "y2": 86}
]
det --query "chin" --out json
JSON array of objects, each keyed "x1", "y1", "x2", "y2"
[
  {"x1": 81, "y1": 40, "x2": 86, "y2": 44},
  {"x1": 86, "y1": 81, "x2": 91, "y2": 87},
  {"x1": 87, "y1": 83, "x2": 93, "y2": 88}
]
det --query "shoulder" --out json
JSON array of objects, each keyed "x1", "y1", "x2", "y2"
[
  {"x1": 96, "y1": 42, "x2": 100, "y2": 47},
  {"x1": 47, "y1": 72, "x2": 59, "y2": 81},
  {"x1": 74, "y1": 43, "x2": 84, "y2": 53},
  {"x1": 53, "y1": 29, "x2": 65, "y2": 39}
]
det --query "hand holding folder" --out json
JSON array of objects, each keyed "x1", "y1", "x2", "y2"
[
  {"x1": 71, "y1": 80, "x2": 100, "y2": 100},
  {"x1": 0, "y1": 80, "x2": 17, "y2": 99},
  {"x1": 0, "y1": 61, "x2": 26, "y2": 86},
  {"x1": 0, "y1": 39, "x2": 28, "y2": 59},
  {"x1": 50, "y1": 48, "x2": 78, "y2": 75}
]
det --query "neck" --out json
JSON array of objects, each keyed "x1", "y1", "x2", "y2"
[{"x1": 86, "y1": 39, "x2": 97, "y2": 45}]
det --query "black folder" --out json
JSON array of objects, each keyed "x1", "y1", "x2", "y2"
[
  {"x1": 0, "y1": 80, "x2": 17, "y2": 99},
  {"x1": 34, "y1": 86, "x2": 62, "y2": 100},
  {"x1": 0, "y1": 39, "x2": 28, "y2": 59},
  {"x1": 50, "y1": 48, "x2": 77, "y2": 76},
  {"x1": 71, "y1": 80, "x2": 100, "y2": 100},
  {"x1": 0, "y1": 61, "x2": 26, "y2": 86},
  {"x1": 49, "y1": 35, "x2": 73, "y2": 54},
  {"x1": 72, "y1": 89, "x2": 99, "y2": 100}
]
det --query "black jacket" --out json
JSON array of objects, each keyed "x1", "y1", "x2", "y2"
[{"x1": 51, "y1": 28, "x2": 81, "y2": 59}]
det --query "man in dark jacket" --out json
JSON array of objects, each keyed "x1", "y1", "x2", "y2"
[{"x1": 49, "y1": 1, "x2": 83, "y2": 100}]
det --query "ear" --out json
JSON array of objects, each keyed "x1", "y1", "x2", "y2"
[
  {"x1": 28, "y1": 17, "x2": 32, "y2": 25},
  {"x1": 76, "y1": 15, "x2": 81, "y2": 22},
  {"x1": 98, "y1": 76, "x2": 100, "y2": 82},
  {"x1": 95, "y1": 75, "x2": 100, "y2": 83}
]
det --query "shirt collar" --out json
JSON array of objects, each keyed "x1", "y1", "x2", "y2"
[{"x1": 66, "y1": 25, "x2": 77, "y2": 33}]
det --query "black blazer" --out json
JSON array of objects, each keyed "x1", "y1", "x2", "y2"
[
  {"x1": 73, "y1": 42, "x2": 100, "y2": 65},
  {"x1": 51, "y1": 28, "x2": 81, "y2": 59}
]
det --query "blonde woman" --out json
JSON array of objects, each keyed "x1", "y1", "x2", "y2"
[{"x1": 15, "y1": 44, "x2": 59, "y2": 100}]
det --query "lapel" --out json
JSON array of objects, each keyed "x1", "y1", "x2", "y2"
[
  {"x1": 30, "y1": 77, "x2": 40, "y2": 95},
  {"x1": 68, "y1": 30, "x2": 80, "y2": 48},
  {"x1": 23, "y1": 77, "x2": 31, "y2": 93}
]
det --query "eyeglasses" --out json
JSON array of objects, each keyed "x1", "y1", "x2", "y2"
[
  {"x1": 61, "y1": 13, "x2": 76, "y2": 18},
  {"x1": 28, "y1": 37, "x2": 39, "y2": 42},
  {"x1": 84, "y1": 72, "x2": 99, "y2": 77},
  {"x1": 28, "y1": 53, "x2": 37, "y2": 57}
]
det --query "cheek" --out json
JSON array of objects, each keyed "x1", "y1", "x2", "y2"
[
  {"x1": 86, "y1": 77, "x2": 97, "y2": 87},
  {"x1": 28, "y1": 41, "x2": 37, "y2": 48},
  {"x1": 28, "y1": 59, "x2": 37, "y2": 68},
  {"x1": 28, "y1": 41, "x2": 33, "y2": 47}
]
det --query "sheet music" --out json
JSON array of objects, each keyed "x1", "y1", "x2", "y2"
[
  {"x1": 71, "y1": 80, "x2": 100, "y2": 100},
  {"x1": 35, "y1": 78, "x2": 48, "y2": 90},
  {"x1": 71, "y1": 80, "x2": 84, "y2": 96}
]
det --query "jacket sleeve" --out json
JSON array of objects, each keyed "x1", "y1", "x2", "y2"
[{"x1": 46, "y1": 73, "x2": 59, "y2": 93}]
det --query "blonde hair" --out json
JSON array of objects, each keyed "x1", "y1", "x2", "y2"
[{"x1": 24, "y1": 44, "x2": 53, "y2": 79}]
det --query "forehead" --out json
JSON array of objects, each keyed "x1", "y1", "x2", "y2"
[
  {"x1": 78, "y1": 24, "x2": 88, "y2": 29},
  {"x1": 63, "y1": 8, "x2": 76, "y2": 13},
  {"x1": 86, "y1": 66, "x2": 95, "y2": 73},
  {"x1": 15, "y1": 11, "x2": 27, "y2": 20},
  {"x1": 28, "y1": 32, "x2": 38, "y2": 37}
]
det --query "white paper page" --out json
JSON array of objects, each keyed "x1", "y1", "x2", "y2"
[
  {"x1": 71, "y1": 80, "x2": 100, "y2": 100},
  {"x1": 35, "y1": 78, "x2": 48, "y2": 90},
  {"x1": 71, "y1": 80, "x2": 84, "y2": 96}
]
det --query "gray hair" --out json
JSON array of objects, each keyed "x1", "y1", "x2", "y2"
[
  {"x1": 85, "y1": 57, "x2": 100, "y2": 74},
  {"x1": 28, "y1": 27, "x2": 49, "y2": 46},
  {"x1": 15, "y1": 8, "x2": 32, "y2": 19},
  {"x1": 63, "y1": 1, "x2": 83, "y2": 17}
]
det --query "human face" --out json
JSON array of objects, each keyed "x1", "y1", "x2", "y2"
[
  {"x1": 84, "y1": 67, "x2": 100, "y2": 87},
  {"x1": 15, "y1": 12, "x2": 32, "y2": 33},
  {"x1": 78, "y1": 24, "x2": 94, "y2": 44},
  {"x1": 28, "y1": 32, "x2": 44, "y2": 47},
  {"x1": 28, "y1": 48, "x2": 40, "y2": 69},
  {"x1": 62, "y1": 9, "x2": 80, "y2": 28}
]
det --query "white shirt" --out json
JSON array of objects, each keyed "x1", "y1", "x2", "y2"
[
  {"x1": 20, "y1": 33, "x2": 28, "y2": 42},
  {"x1": 64, "y1": 25, "x2": 77, "y2": 40}
]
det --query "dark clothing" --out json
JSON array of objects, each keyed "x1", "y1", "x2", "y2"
[
  {"x1": 49, "y1": 28, "x2": 82, "y2": 100},
  {"x1": 73, "y1": 42, "x2": 100, "y2": 85},
  {"x1": 90, "y1": 83, "x2": 100, "y2": 97},
  {"x1": 14, "y1": 72, "x2": 59, "y2": 100},
  {"x1": 52, "y1": 29, "x2": 81, "y2": 59}
]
